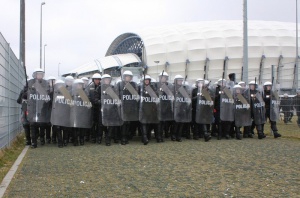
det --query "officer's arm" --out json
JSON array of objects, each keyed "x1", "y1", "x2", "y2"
[
  {"x1": 17, "y1": 90, "x2": 24, "y2": 104},
  {"x1": 94, "y1": 87, "x2": 101, "y2": 105}
]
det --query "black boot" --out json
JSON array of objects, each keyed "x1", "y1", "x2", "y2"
[
  {"x1": 203, "y1": 125, "x2": 211, "y2": 142},
  {"x1": 30, "y1": 124, "x2": 38, "y2": 148},
  {"x1": 273, "y1": 131, "x2": 281, "y2": 138},
  {"x1": 106, "y1": 127, "x2": 112, "y2": 146},
  {"x1": 142, "y1": 125, "x2": 149, "y2": 145},
  {"x1": 24, "y1": 124, "x2": 31, "y2": 145}
]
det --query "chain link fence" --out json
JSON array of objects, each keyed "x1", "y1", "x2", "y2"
[{"x1": 0, "y1": 32, "x2": 25, "y2": 149}]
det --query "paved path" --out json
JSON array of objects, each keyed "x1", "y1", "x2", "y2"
[{"x1": 3, "y1": 136, "x2": 300, "y2": 197}]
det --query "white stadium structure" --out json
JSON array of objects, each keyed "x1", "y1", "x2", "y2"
[{"x1": 64, "y1": 20, "x2": 299, "y2": 91}]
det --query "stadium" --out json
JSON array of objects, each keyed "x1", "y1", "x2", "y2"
[{"x1": 64, "y1": 20, "x2": 299, "y2": 92}]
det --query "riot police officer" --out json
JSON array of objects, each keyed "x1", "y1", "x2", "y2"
[
  {"x1": 17, "y1": 81, "x2": 31, "y2": 145},
  {"x1": 26, "y1": 68, "x2": 51, "y2": 148},
  {"x1": 88, "y1": 73, "x2": 102, "y2": 144},
  {"x1": 139, "y1": 75, "x2": 159, "y2": 145},
  {"x1": 262, "y1": 81, "x2": 281, "y2": 138},
  {"x1": 45, "y1": 76, "x2": 56, "y2": 144},
  {"x1": 249, "y1": 81, "x2": 266, "y2": 139},
  {"x1": 157, "y1": 72, "x2": 174, "y2": 142},
  {"x1": 293, "y1": 89, "x2": 300, "y2": 127},
  {"x1": 64, "y1": 75, "x2": 74, "y2": 144},
  {"x1": 193, "y1": 78, "x2": 213, "y2": 142},
  {"x1": 173, "y1": 75, "x2": 192, "y2": 142},
  {"x1": 117, "y1": 70, "x2": 140, "y2": 145}
]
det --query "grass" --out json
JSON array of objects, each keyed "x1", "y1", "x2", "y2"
[{"x1": 0, "y1": 133, "x2": 25, "y2": 183}]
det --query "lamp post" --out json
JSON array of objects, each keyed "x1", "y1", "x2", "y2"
[
  {"x1": 40, "y1": 2, "x2": 45, "y2": 69},
  {"x1": 58, "y1": 63, "x2": 61, "y2": 78},
  {"x1": 44, "y1": 44, "x2": 47, "y2": 73},
  {"x1": 154, "y1": 61, "x2": 160, "y2": 81}
]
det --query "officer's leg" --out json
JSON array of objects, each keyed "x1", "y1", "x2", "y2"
[
  {"x1": 97, "y1": 123, "x2": 103, "y2": 144},
  {"x1": 73, "y1": 128, "x2": 78, "y2": 146},
  {"x1": 270, "y1": 121, "x2": 281, "y2": 138},
  {"x1": 105, "y1": 127, "x2": 113, "y2": 146},
  {"x1": 51, "y1": 125, "x2": 57, "y2": 144},
  {"x1": 256, "y1": 124, "x2": 265, "y2": 139},
  {"x1": 121, "y1": 122, "x2": 129, "y2": 145},
  {"x1": 23, "y1": 124, "x2": 31, "y2": 145},
  {"x1": 85, "y1": 128, "x2": 91, "y2": 142},
  {"x1": 175, "y1": 122, "x2": 183, "y2": 142},
  {"x1": 202, "y1": 124, "x2": 211, "y2": 142},
  {"x1": 157, "y1": 122, "x2": 164, "y2": 143},
  {"x1": 164, "y1": 121, "x2": 171, "y2": 138},
  {"x1": 45, "y1": 123, "x2": 51, "y2": 143},
  {"x1": 54, "y1": 125, "x2": 63, "y2": 148},
  {"x1": 63, "y1": 127, "x2": 68, "y2": 146},
  {"x1": 235, "y1": 126, "x2": 242, "y2": 140},
  {"x1": 30, "y1": 123, "x2": 38, "y2": 148},
  {"x1": 141, "y1": 124, "x2": 149, "y2": 145},
  {"x1": 193, "y1": 123, "x2": 199, "y2": 140},
  {"x1": 39, "y1": 124, "x2": 45, "y2": 145}
]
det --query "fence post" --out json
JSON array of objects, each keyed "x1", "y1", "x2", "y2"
[{"x1": 7, "y1": 43, "x2": 11, "y2": 147}]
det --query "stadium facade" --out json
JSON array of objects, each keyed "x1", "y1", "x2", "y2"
[{"x1": 66, "y1": 20, "x2": 300, "y2": 90}]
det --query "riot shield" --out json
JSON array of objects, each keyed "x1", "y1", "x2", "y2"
[
  {"x1": 119, "y1": 81, "x2": 139, "y2": 121},
  {"x1": 233, "y1": 88, "x2": 252, "y2": 127},
  {"x1": 69, "y1": 86, "x2": 92, "y2": 128},
  {"x1": 139, "y1": 84, "x2": 159, "y2": 124},
  {"x1": 27, "y1": 79, "x2": 51, "y2": 123},
  {"x1": 50, "y1": 82, "x2": 71, "y2": 127},
  {"x1": 270, "y1": 90, "x2": 280, "y2": 122},
  {"x1": 220, "y1": 87, "x2": 235, "y2": 122},
  {"x1": 157, "y1": 82, "x2": 174, "y2": 121},
  {"x1": 195, "y1": 87, "x2": 215, "y2": 124},
  {"x1": 174, "y1": 81, "x2": 192, "y2": 123},
  {"x1": 251, "y1": 91, "x2": 266, "y2": 125},
  {"x1": 101, "y1": 84, "x2": 123, "y2": 126}
]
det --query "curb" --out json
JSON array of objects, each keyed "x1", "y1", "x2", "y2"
[{"x1": 0, "y1": 145, "x2": 29, "y2": 198}]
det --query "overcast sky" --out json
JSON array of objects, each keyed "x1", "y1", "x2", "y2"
[{"x1": 0, "y1": 0, "x2": 298, "y2": 78}]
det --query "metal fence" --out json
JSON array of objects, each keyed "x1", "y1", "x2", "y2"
[{"x1": 0, "y1": 32, "x2": 25, "y2": 149}]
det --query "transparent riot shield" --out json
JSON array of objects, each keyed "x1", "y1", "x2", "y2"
[
  {"x1": 139, "y1": 84, "x2": 159, "y2": 124},
  {"x1": 220, "y1": 86, "x2": 235, "y2": 122},
  {"x1": 70, "y1": 86, "x2": 92, "y2": 128},
  {"x1": 157, "y1": 82, "x2": 174, "y2": 121},
  {"x1": 195, "y1": 85, "x2": 215, "y2": 124},
  {"x1": 119, "y1": 81, "x2": 140, "y2": 121},
  {"x1": 251, "y1": 91, "x2": 266, "y2": 125},
  {"x1": 101, "y1": 84, "x2": 123, "y2": 126},
  {"x1": 27, "y1": 79, "x2": 51, "y2": 123},
  {"x1": 233, "y1": 87, "x2": 252, "y2": 127},
  {"x1": 270, "y1": 90, "x2": 280, "y2": 122},
  {"x1": 174, "y1": 80, "x2": 192, "y2": 123},
  {"x1": 50, "y1": 82, "x2": 72, "y2": 127}
]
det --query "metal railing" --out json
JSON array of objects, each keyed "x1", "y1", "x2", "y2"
[{"x1": 0, "y1": 32, "x2": 25, "y2": 149}]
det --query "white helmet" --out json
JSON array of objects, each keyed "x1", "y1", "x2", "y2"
[
  {"x1": 92, "y1": 73, "x2": 102, "y2": 79},
  {"x1": 101, "y1": 74, "x2": 111, "y2": 79},
  {"x1": 74, "y1": 79, "x2": 84, "y2": 84},
  {"x1": 32, "y1": 68, "x2": 45, "y2": 78},
  {"x1": 204, "y1": 80, "x2": 210, "y2": 85},
  {"x1": 55, "y1": 79, "x2": 65, "y2": 84},
  {"x1": 33, "y1": 68, "x2": 44, "y2": 73},
  {"x1": 47, "y1": 76, "x2": 56, "y2": 80},
  {"x1": 238, "y1": 81, "x2": 245, "y2": 85},
  {"x1": 264, "y1": 81, "x2": 272, "y2": 86},
  {"x1": 158, "y1": 71, "x2": 169, "y2": 77},
  {"x1": 283, "y1": 93, "x2": 288, "y2": 97},
  {"x1": 217, "y1": 78, "x2": 226, "y2": 86},
  {"x1": 233, "y1": 84, "x2": 242, "y2": 89},
  {"x1": 65, "y1": 76, "x2": 74, "y2": 80},
  {"x1": 196, "y1": 78, "x2": 204, "y2": 82},
  {"x1": 81, "y1": 77, "x2": 89, "y2": 81},
  {"x1": 174, "y1": 75, "x2": 183, "y2": 79},
  {"x1": 123, "y1": 70, "x2": 133, "y2": 76},
  {"x1": 143, "y1": 75, "x2": 151, "y2": 80},
  {"x1": 248, "y1": 81, "x2": 257, "y2": 85}
]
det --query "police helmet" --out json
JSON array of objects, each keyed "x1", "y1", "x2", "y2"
[{"x1": 92, "y1": 73, "x2": 102, "y2": 79}]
